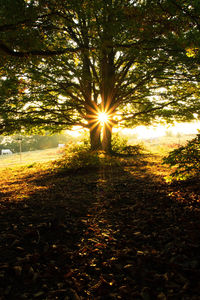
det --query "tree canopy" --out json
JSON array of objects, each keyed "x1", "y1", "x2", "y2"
[{"x1": 0, "y1": 0, "x2": 200, "y2": 152}]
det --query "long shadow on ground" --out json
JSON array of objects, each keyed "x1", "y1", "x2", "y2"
[
  {"x1": 69, "y1": 156, "x2": 200, "y2": 299},
  {"x1": 0, "y1": 155, "x2": 200, "y2": 299},
  {"x1": 0, "y1": 169, "x2": 99, "y2": 299}
]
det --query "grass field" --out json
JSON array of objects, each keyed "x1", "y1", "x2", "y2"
[
  {"x1": 0, "y1": 133, "x2": 196, "y2": 169},
  {"x1": 0, "y1": 147, "x2": 62, "y2": 168}
]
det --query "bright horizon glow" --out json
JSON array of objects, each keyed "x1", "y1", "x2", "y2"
[
  {"x1": 169, "y1": 121, "x2": 200, "y2": 135},
  {"x1": 66, "y1": 121, "x2": 200, "y2": 139},
  {"x1": 129, "y1": 121, "x2": 200, "y2": 139},
  {"x1": 133, "y1": 125, "x2": 166, "y2": 139},
  {"x1": 65, "y1": 126, "x2": 84, "y2": 138}
]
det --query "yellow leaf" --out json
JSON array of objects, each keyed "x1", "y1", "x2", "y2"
[{"x1": 186, "y1": 47, "x2": 199, "y2": 57}]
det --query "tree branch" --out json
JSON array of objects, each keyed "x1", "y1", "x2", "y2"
[{"x1": 0, "y1": 42, "x2": 92, "y2": 57}]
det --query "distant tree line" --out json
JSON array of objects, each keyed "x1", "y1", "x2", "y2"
[{"x1": 0, "y1": 133, "x2": 72, "y2": 153}]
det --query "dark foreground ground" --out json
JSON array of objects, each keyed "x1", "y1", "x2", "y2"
[{"x1": 0, "y1": 155, "x2": 200, "y2": 299}]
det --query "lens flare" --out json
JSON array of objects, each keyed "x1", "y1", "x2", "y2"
[{"x1": 98, "y1": 112, "x2": 109, "y2": 125}]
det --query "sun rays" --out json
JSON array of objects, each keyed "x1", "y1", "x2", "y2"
[
  {"x1": 85, "y1": 99, "x2": 117, "y2": 134},
  {"x1": 90, "y1": 108, "x2": 114, "y2": 133},
  {"x1": 97, "y1": 112, "x2": 110, "y2": 125}
]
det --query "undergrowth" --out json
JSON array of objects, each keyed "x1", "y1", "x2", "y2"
[
  {"x1": 163, "y1": 134, "x2": 200, "y2": 182},
  {"x1": 52, "y1": 135, "x2": 145, "y2": 173}
]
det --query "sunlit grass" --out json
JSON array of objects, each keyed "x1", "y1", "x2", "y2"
[
  {"x1": 0, "y1": 162, "x2": 50, "y2": 202},
  {"x1": 0, "y1": 148, "x2": 62, "y2": 169},
  {"x1": 0, "y1": 149, "x2": 61, "y2": 202},
  {"x1": 0, "y1": 135, "x2": 194, "y2": 193},
  {"x1": 0, "y1": 139, "x2": 177, "y2": 204}
]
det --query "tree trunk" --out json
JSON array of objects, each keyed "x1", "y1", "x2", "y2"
[
  {"x1": 102, "y1": 123, "x2": 112, "y2": 153},
  {"x1": 89, "y1": 121, "x2": 113, "y2": 153},
  {"x1": 89, "y1": 122, "x2": 102, "y2": 151}
]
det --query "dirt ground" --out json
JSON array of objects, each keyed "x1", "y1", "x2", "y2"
[{"x1": 0, "y1": 154, "x2": 200, "y2": 299}]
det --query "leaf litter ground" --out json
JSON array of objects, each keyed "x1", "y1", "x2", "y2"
[{"x1": 0, "y1": 154, "x2": 200, "y2": 299}]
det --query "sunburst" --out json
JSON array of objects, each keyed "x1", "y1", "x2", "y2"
[
  {"x1": 97, "y1": 112, "x2": 110, "y2": 125},
  {"x1": 85, "y1": 100, "x2": 118, "y2": 133}
]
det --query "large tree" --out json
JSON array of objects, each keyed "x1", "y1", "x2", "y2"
[{"x1": 0, "y1": 0, "x2": 199, "y2": 152}]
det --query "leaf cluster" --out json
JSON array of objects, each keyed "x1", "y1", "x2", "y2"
[
  {"x1": 0, "y1": 0, "x2": 200, "y2": 135},
  {"x1": 111, "y1": 132, "x2": 144, "y2": 155},
  {"x1": 52, "y1": 140, "x2": 101, "y2": 172},
  {"x1": 163, "y1": 134, "x2": 200, "y2": 181}
]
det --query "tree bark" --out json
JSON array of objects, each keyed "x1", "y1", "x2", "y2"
[
  {"x1": 89, "y1": 122, "x2": 102, "y2": 151},
  {"x1": 102, "y1": 123, "x2": 112, "y2": 153}
]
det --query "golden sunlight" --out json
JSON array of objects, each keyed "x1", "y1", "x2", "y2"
[
  {"x1": 65, "y1": 126, "x2": 84, "y2": 137},
  {"x1": 97, "y1": 112, "x2": 109, "y2": 125},
  {"x1": 123, "y1": 121, "x2": 200, "y2": 140}
]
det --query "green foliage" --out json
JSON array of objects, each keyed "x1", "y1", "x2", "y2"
[
  {"x1": 1, "y1": 0, "x2": 200, "y2": 152},
  {"x1": 53, "y1": 136, "x2": 124, "y2": 172},
  {"x1": 52, "y1": 133, "x2": 101, "y2": 172},
  {"x1": 163, "y1": 134, "x2": 200, "y2": 181},
  {"x1": 112, "y1": 133, "x2": 144, "y2": 155},
  {"x1": 122, "y1": 144, "x2": 145, "y2": 156},
  {"x1": 65, "y1": 150, "x2": 101, "y2": 171},
  {"x1": 54, "y1": 148, "x2": 101, "y2": 173},
  {"x1": 0, "y1": 0, "x2": 199, "y2": 134},
  {"x1": 53, "y1": 146, "x2": 127, "y2": 173},
  {"x1": 111, "y1": 133, "x2": 128, "y2": 153},
  {"x1": 65, "y1": 137, "x2": 90, "y2": 153}
]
